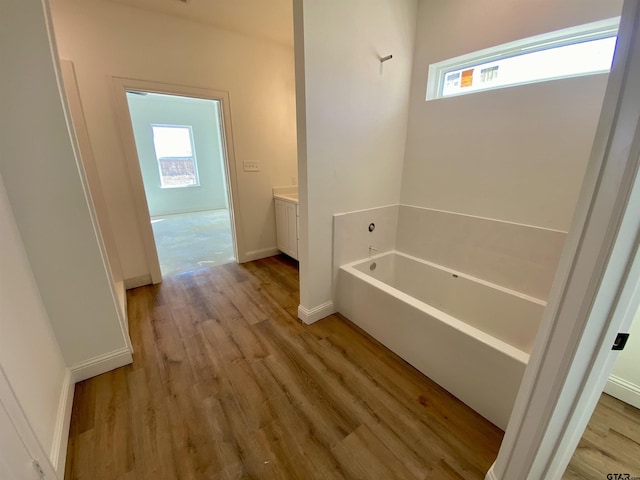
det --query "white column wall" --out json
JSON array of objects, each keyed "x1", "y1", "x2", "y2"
[{"x1": 294, "y1": 0, "x2": 417, "y2": 319}]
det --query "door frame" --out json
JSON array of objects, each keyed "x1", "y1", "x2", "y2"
[{"x1": 112, "y1": 77, "x2": 245, "y2": 283}]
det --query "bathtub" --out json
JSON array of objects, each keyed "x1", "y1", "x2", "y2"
[{"x1": 337, "y1": 251, "x2": 545, "y2": 429}]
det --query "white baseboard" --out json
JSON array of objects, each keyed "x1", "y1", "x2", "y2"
[
  {"x1": 70, "y1": 347, "x2": 133, "y2": 383},
  {"x1": 604, "y1": 374, "x2": 640, "y2": 409},
  {"x1": 124, "y1": 274, "x2": 152, "y2": 290},
  {"x1": 49, "y1": 348, "x2": 134, "y2": 476},
  {"x1": 298, "y1": 301, "x2": 335, "y2": 324},
  {"x1": 485, "y1": 464, "x2": 498, "y2": 480},
  {"x1": 50, "y1": 369, "x2": 74, "y2": 477},
  {"x1": 241, "y1": 247, "x2": 281, "y2": 263}
]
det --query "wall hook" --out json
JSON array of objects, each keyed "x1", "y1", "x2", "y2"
[{"x1": 380, "y1": 55, "x2": 393, "y2": 63}]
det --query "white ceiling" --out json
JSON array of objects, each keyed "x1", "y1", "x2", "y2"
[{"x1": 109, "y1": 0, "x2": 294, "y2": 46}]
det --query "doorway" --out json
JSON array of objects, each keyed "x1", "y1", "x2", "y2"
[
  {"x1": 114, "y1": 79, "x2": 243, "y2": 282},
  {"x1": 124, "y1": 92, "x2": 235, "y2": 277},
  {"x1": 563, "y1": 307, "x2": 640, "y2": 479}
]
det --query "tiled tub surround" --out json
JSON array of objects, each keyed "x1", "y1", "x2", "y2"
[
  {"x1": 333, "y1": 205, "x2": 399, "y2": 300},
  {"x1": 333, "y1": 204, "x2": 567, "y2": 427},
  {"x1": 396, "y1": 206, "x2": 567, "y2": 301},
  {"x1": 333, "y1": 205, "x2": 567, "y2": 303}
]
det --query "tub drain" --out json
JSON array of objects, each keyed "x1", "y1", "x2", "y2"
[{"x1": 370, "y1": 262, "x2": 377, "y2": 271}]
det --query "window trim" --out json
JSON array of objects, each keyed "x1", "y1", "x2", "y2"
[
  {"x1": 151, "y1": 124, "x2": 201, "y2": 189},
  {"x1": 426, "y1": 16, "x2": 620, "y2": 101}
]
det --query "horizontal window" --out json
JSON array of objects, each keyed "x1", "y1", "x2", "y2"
[{"x1": 426, "y1": 17, "x2": 619, "y2": 100}]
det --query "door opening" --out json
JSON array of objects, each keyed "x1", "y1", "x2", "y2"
[
  {"x1": 124, "y1": 91, "x2": 237, "y2": 278},
  {"x1": 564, "y1": 306, "x2": 640, "y2": 479}
]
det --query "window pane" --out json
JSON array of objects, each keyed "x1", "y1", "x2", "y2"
[
  {"x1": 152, "y1": 126, "x2": 199, "y2": 188},
  {"x1": 426, "y1": 18, "x2": 620, "y2": 100},
  {"x1": 441, "y1": 36, "x2": 616, "y2": 97}
]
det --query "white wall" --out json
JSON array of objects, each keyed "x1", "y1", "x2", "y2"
[
  {"x1": 294, "y1": 0, "x2": 418, "y2": 318},
  {"x1": 401, "y1": 0, "x2": 623, "y2": 231},
  {"x1": 49, "y1": 0, "x2": 298, "y2": 280},
  {"x1": 0, "y1": 1, "x2": 132, "y2": 472},
  {"x1": 126, "y1": 93, "x2": 228, "y2": 217},
  {"x1": 0, "y1": 0, "x2": 130, "y2": 368},
  {"x1": 0, "y1": 171, "x2": 67, "y2": 464},
  {"x1": 61, "y1": 60, "x2": 124, "y2": 284},
  {"x1": 605, "y1": 307, "x2": 640, "y2": 408}
]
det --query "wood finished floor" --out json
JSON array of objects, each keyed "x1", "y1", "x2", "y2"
[
  {"x1": 564, "y1": 393, "x2": 640, "y2": 480},
  {"x1": 64, "y1": 255, "x2": 504, "y2": 479}
]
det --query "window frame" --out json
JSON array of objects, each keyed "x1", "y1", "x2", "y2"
[
  {"x1": 151, "y1": 124, "x2": 201, "y2": 189},
  {"x1": 426, "y1": 17, "x2": 620, "y2": 101}
]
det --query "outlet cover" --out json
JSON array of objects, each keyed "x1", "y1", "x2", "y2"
[{"x1": 243, "y1": 161, "x2": 260, "y2": 172}]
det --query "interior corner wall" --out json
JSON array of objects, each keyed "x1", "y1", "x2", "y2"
[
  {"x1": 126, "y1": 94, "x2": 228, "y2": 217},
  {"x1": 48, "y1": 0, "x2": 298, "y2": 279},
  {"x1": 401, "y1": 0, "x2": 624, "y2": 232},
  {"x1": 296, "y1": 0, "x2": 418, "y2": 312}
]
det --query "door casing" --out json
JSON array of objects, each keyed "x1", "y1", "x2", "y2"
[{"x1": 112, "y1": 78, "x2": 244, "y2": 283}]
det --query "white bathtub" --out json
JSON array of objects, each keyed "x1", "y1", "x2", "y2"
[{"x1": 337, "y1": 251, "x2": 545, "y2": 429}]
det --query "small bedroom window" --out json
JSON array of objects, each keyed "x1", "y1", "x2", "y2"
[
  {"x1": 151, "y1": 125, "x2": 199, "y2": 188},
  {"x1": 426, "y1": 17, "x2": 619, "y2": 100}
]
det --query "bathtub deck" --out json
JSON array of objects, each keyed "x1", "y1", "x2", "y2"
[{"x1": 64, "y1": 255, "x2": 503, "y2": 480}]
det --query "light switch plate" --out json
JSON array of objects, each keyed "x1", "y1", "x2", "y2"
[{"x1": 243, "y1": 161, "x2": 260, "y2": 172}]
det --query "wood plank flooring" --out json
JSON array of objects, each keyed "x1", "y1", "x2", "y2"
[
  {"x1": 564, "y1": 393, "x2": 640, "y2": 479},
  {"x1": 64, "y1": 255, "x2": 504, "y2": 479}
]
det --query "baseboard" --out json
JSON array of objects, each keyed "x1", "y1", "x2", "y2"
[
  {"x1": 50, "y1": 368, "x2": 74, "y2": 477},
  {"x1": 241, "y1": 247, "x2": 282, "y2": 263},
  {"x1": 124, "y1": 274, "x2": 152, "y2": 290},
  {"x1": 50, "y1": 350, "x2": 134, "y2": 475},
  {"x1": 298, "y1": 301, "x2": 335, "y2": 324},
  {"x1": 70, "y1": 347, "x2": 133, "y2": 383},
  {"x1": 485, "y1": 464, "x2": 499, "y2": 480},
  {"x1": 604, "y1": 374, "x2": 640, "y2": 409}
]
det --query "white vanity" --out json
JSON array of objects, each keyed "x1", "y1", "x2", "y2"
[{"x1": 273, "y1": 187, "x2": 299, "y2": 260}]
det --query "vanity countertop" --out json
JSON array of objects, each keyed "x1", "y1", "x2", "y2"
[
  {"x1": 274, "y1": 192, "x2": 298, "y2": 203},
  {"x1": 273, "y1": 186, "x2": 298, "y2": 204}
]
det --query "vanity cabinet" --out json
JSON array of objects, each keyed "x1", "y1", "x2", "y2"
[{"x1": 275, "y1": 198, "x2": 298, "y2": 260}]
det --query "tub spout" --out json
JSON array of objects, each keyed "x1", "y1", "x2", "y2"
[{"x1": 368, "y1": 245, "x2": 378, "y2": 255}]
